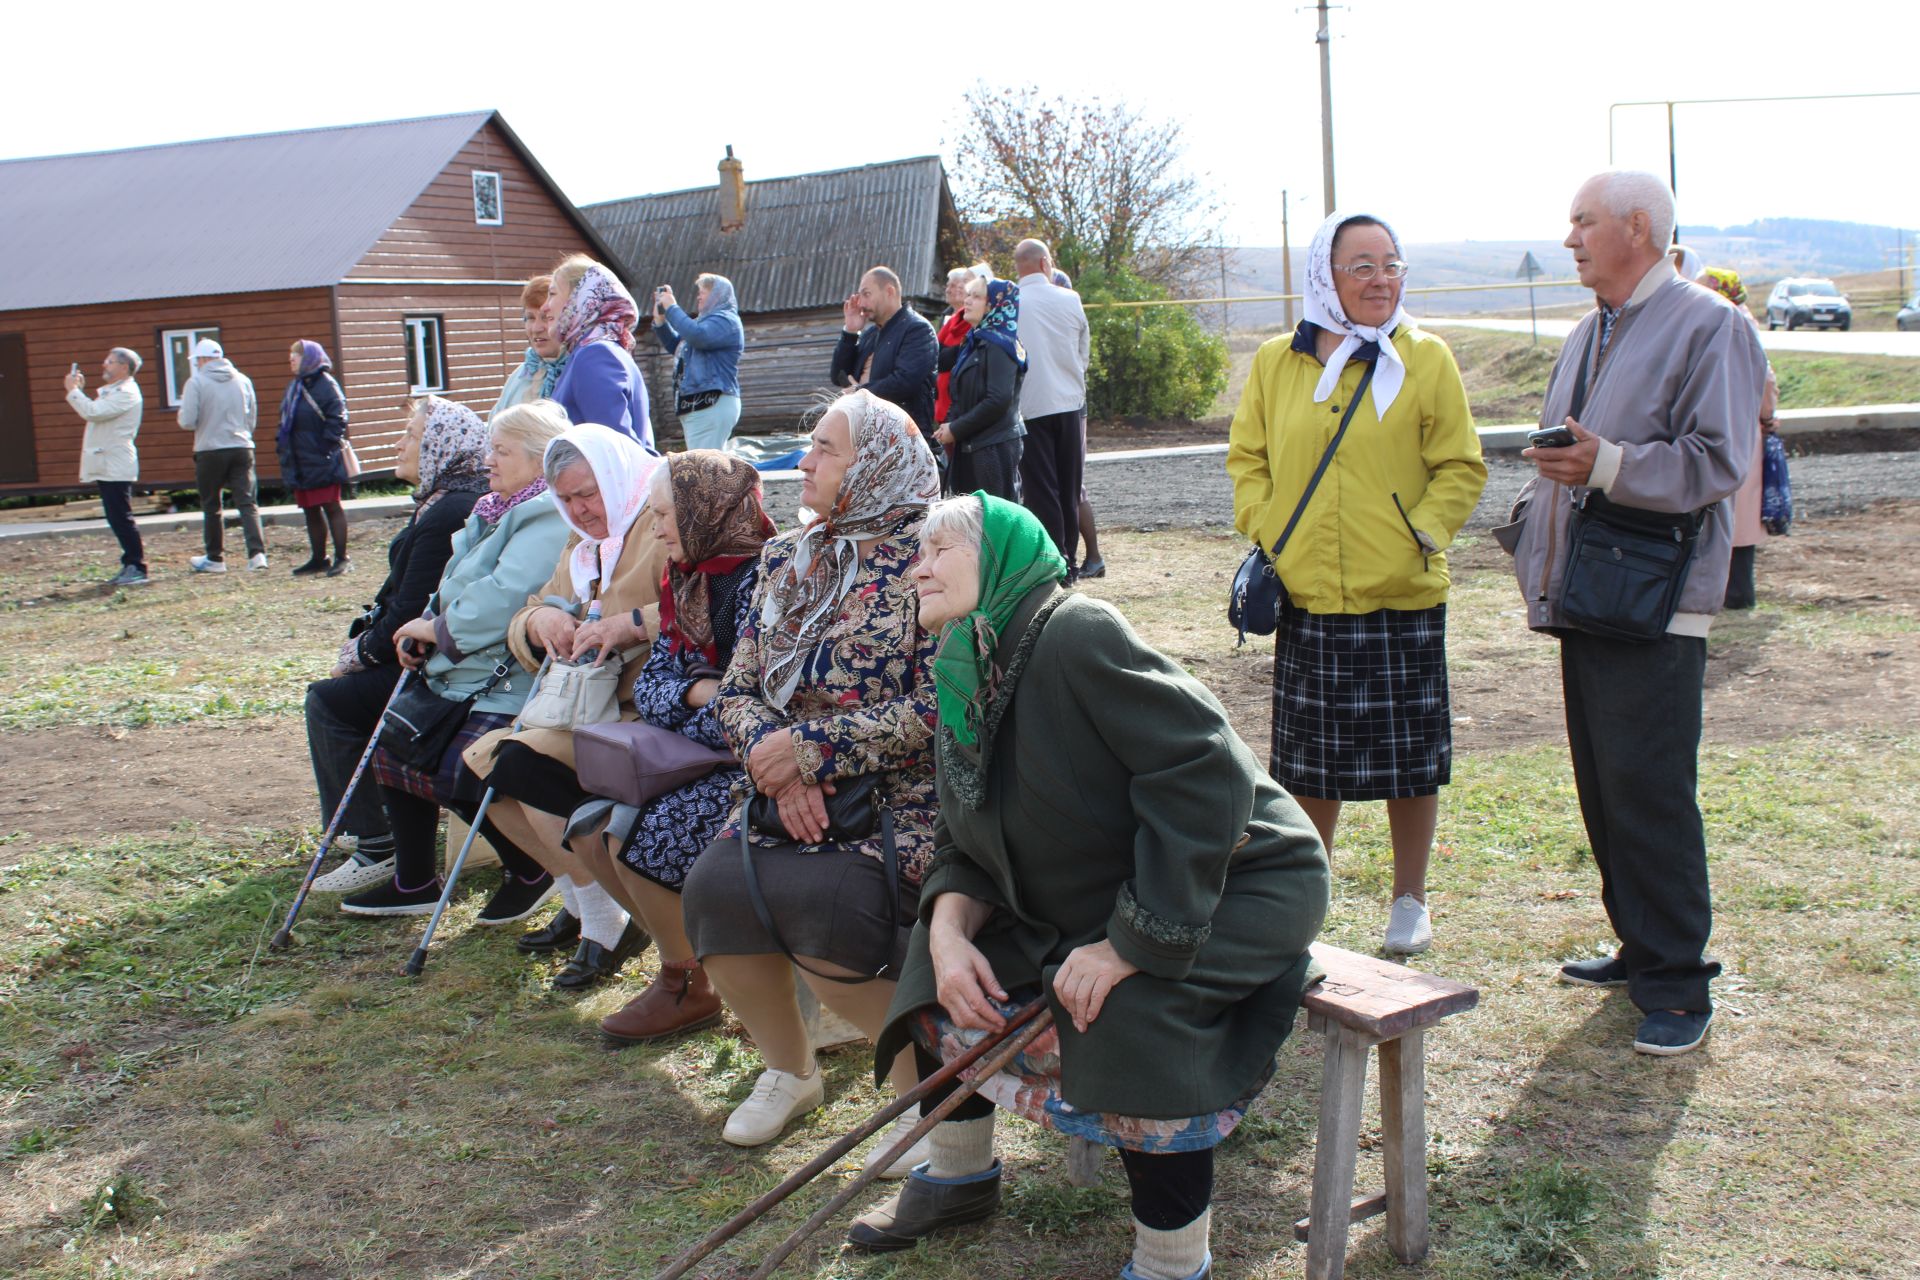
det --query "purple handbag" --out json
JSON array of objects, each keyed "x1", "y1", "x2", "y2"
[{"x1": 574, "y1": 720, "x2": 737, "y2": 808}]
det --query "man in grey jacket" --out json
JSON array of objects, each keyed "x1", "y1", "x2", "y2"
[
  {"x1": 1500, "y1": 171, "x2": 1764, "y2": 1057},
  {"x1": 177, "y1": 338, "x2": 266, "y2": 572}
]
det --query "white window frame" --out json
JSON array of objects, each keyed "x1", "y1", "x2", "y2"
[
  {"x1": 403, "y1": 315, "x2": 447, "y2": 394},
  {"x1": 471, "y1": 170, "x2": 503, "y2": 226},
  {"x1": 159, "y1": 325, "x2": 221, "y2": 407}
]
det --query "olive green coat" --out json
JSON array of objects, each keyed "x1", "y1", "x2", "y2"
[{"x1": 876, "y1": 588, "x2": 1330, "y2": 1119}]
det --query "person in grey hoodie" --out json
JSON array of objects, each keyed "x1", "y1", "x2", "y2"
[
  {"x1": 177, "y1": 338, "x2": 266, "y2": 572},
  {"x1": 1498, "y1": 170, "x2": 1765, "y2": 1059}
]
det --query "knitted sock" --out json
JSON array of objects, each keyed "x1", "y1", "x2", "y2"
[
  {"x1": 571, "y1": 877, "x2": 629, "y2": 947},
  {"x1": 556, "y1": 875, "x2": 582, "y2": 917},
  {"x1": 924, "y1": 1115, "x2": 996, "y2": 1179},
  {"x1": 1128, "y1": 1209, "x2": 1211, "y2": 1280}
]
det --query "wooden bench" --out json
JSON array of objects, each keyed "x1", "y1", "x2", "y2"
[{"x1": 1063, "y1": 943, "x2": 1477, "y2": 1280}]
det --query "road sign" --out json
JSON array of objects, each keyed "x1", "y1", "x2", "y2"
[
  {"x1": 1516, "y1": 253, "x2": 1544, "y2": 343},
  {"x1": 1516, "y1": 251, "x2": 1544, "y2": 279}
]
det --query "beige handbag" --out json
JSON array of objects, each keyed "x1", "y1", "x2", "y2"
[{"x1": 518, "y1": 653, "x2": 626, "y2": 730}]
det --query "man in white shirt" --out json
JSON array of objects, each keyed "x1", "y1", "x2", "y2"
[
  {"x1": 1012, "y1": 239, "x2": 1091, "y2": 568},
  {"x1": 65, "y1": 347, "x2": 147, "y2": 586},
  {"x1": 177, "y1": 338, "x2": 267, "y2": 573}
]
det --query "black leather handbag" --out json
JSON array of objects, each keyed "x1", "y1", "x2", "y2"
[
  {"x1": 739, "y1": 776, "x2": 902, "y2": 984},
  {"x1": 1558, "y1": 492, "x2": 1708, "y2": 643},
  {"x1": 1230, "y1": 361, "x2": 1375, "y2": 644},
  {"x1": 379, "y1": 660, "x2": 511, "y2": 772}
]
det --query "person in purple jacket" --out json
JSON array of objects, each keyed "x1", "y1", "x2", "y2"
[{"x1": 545, "y1": 255, "x2": 656, "y2": 451}]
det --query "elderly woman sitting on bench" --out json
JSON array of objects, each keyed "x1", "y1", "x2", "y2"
[{"x1": 856, "y1": 494, "x2": 1330, "y2": 1280}]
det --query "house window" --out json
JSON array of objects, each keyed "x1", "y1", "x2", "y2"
[
  {"x1": 472, "y1": 171, "x2": 503, "y2": 226},
  {"x1": 159, "y1": 325, "x2": 221, "y2": 407},
  {"x1": 403, "y1": 315, "x2": 447, "y2": 393}
]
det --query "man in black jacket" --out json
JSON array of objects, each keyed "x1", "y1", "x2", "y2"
[{"x1": 830, "y1": 266, "x2": 938, "y2": 440}]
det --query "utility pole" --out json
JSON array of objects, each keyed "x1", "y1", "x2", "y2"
[
  {"x1": 1281, "y1": 190, "x2": 1296, "y2": 331},
  {"x1": 1667, "y1": 102, "x2": 1679, "y2": 244},
  {"x1": 1317, "y1": 0, "x2": 1336, "y2": 214}
]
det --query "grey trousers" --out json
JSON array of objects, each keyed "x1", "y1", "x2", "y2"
[
  {"x1": 194, "y1": 447, "x2": 265, "y2": 560},
  {"x1": 1560, "y1": 631, "x2": 1720, "y2": 1013}
]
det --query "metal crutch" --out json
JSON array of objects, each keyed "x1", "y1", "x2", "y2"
[
  {"x1": 652, "y1": 999, "x2": 1055, "y2": 1280},
  {"x1": 403, "y1": 652, "x2": 552, "y2": 977},
  {"x1": 270, "y1": 668, "x2": 414, "y2": 951}
]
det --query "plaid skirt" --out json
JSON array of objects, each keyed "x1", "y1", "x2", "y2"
[
  {"x1": 1270, "y1": 600, "x2": 1451, "y2": 802},
  {"x1": 370, "y1": 709, "x2": 513, "y2": 809}
]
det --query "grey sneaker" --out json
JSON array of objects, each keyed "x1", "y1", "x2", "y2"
[
  {"x1": 1384, "y1": 894, "x2": 1432, "y2": 955},
  {"x1": 189, "y1": 555, "x2": 227, "y2": 574},
  {"x1": 247, "y1": 552, "x2": 270, "y2": 571},
  {"x1": 108, "y1": 565, "x2": 149, "y2": 586}
]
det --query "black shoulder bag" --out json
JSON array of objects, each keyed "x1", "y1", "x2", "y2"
[
  {"x1": 1229, "y1": 360, "x2": 1376, "y2": 645},
  {"x1": 1554, "y1": 320, "x2": 1711, "y2": 643},
  {"x1": 380, "y1": 657, "x2": 513, "y2": 772}
]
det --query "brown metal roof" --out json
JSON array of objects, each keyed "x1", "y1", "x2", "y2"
[
  {"x1": 0, "y1": 112, "x2": 519, "y2": 311},
  {"x1": 584, "y1": 156, "x2": 964, "y2": 314}
]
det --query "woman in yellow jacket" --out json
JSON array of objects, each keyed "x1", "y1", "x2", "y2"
[{"x1": 1227, "y1": 211, "x2": 1486, "y2": 955}]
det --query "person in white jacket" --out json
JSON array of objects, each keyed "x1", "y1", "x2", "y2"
[
  {"x1": 177, "y1": 338, "x2": 267, "y2": 572},
  {"x1": 65, "y1": 347, "x2": 147, "y2": 586}
]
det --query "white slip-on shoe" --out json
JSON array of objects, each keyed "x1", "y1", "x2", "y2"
[
  {"x1": 312, "y1": 853, "x2": 396, "y2": 894},
  {"x1": 722, "y1": 1064, "x2": 826, "y2": 1147},
  {"x1": 1384, "y1": 894, "x2": 1433, "y2": 955},
  {"x1": 863, "y1": 1107, "x2": 934, "y2": 1179},
  {"x1": 247, "y1": 552, "x2": 270, "y2": 571},
  {"x1": 189, "y1": 555, "x2": 228, "y2": 574}
]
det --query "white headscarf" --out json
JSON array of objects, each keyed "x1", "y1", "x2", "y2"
[
  {"x1": 545, "y1": 422, "x2": 665, "y2": 604},
  {"x1": 1669, "y1": 244, "x2": 1705, "y2": 284},
  {"x1": 1303, "y1": 210, "x2": 1413, "y2": 418}
]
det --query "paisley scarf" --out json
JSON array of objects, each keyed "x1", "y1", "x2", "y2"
[{"x1": 657, "y1": 449, "x2": 776, "y2": 664}]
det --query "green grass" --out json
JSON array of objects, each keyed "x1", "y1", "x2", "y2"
[{"x1": 2, "y1": 525, "x2": 1918, "y2": 1277}]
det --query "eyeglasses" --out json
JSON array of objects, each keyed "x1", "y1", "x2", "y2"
[{"x1": 1332, "y1": 261, "x2": 1411, "y2": 281}]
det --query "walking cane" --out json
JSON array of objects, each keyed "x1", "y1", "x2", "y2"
[
  {"x1": 269, "y1": 668, "x2": 414, "y2": 951},
  {"x1": 403, "y1": 652, "x2": 552, "y2": 978},
  {"x1": 653, "y1": 1000, "x2": 1055, "y2": 1280}
]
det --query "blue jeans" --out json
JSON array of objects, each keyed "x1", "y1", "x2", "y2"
[
  {"x1": 680, "y1": 394, "x2": 741, "y2": 452},
  {"x1": 97, "y1": 481, "x2": 145, "y2": 571}
]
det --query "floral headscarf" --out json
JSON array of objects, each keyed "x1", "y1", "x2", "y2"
[
  {"x1": 758, "y1": 390, "x2": 940, "y2": 709},
  {"x1": 546, "y1": 423, "x2": 664, "y2": 604},
  {"x1": 1304, "y1": 210, "x2": 1412, "y2": 418},
  {"x1": 956, "y1": 279, "x2": 1026, "y2": 376},
  {"x1": 413, "y1": 397, "x2": 490, "y2": 501},
  {"x1": 657, "y1": 450, "x2": 776, "y2": 664},
  {"x1": 931, "y1": 494, "x2": 1066, "y2": 755},
  {"x1": 1701, "y1": 267, "x2": 1748, "y2": 307},
  {"x1": 555, "y1": 264, "x2": 639, "y2": 353}
]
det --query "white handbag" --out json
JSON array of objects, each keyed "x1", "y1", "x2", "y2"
[{"x1": 518, "y1": 653, "x2": 626, "y2": 730}]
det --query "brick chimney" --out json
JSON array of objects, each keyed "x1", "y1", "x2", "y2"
[{"x1": 718, "y1": 145, "x2": 746, "y2": 232}]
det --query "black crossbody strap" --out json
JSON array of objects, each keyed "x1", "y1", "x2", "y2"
[{"x1": 1267, "y1": 360, "x2": 1377, "y2": 560}]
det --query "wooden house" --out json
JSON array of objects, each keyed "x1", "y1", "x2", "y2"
[
  {"x1": 0, "y1": 111, "x2": 630, "y2": 495},
  {"x1": 586, "y1": 154, "x2": 968, "y2": 436}
]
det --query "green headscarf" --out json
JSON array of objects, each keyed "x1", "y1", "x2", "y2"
[{"x1": 931, "y1": 493, "x2": 1069, "y2": 748}]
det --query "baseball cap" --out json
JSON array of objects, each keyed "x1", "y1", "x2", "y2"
[{"x1": 192, "y1": 338, "x2": 225, "y2": 359}]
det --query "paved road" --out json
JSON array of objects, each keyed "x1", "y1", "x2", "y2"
[
  {"x1": 1081, "y1": 448, "x2": 1920, "y2": 536},
  {"x1": 1432, "y1": 317, "x2": 1920, "y2": 359}
]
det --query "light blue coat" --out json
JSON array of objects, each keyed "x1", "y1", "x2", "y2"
[{"x1": 423, "y1": 492, "x2": 570, "y2": 715}]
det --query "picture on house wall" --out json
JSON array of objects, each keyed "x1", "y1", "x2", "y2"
[{"x1": 472, "y1": 171, "x2": 503, "y2": 226}]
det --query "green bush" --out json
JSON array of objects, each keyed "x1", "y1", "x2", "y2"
[{"x1": 1078, "y1": 266, "x2": 1228, "y2": 421}]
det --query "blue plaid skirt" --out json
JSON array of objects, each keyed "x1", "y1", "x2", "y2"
[{"x1": 1270, "y1": 600, "x2": 1451, "y2": 802}]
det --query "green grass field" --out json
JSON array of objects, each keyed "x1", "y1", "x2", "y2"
[{"x1": 2, "y1": 521, "x2": 1917, "y2": 1279}]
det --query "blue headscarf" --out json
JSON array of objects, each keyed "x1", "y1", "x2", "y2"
[
  {"x1": 956, "y1": 279, "x2": 1026, "y2": 376},
  {"x1": 278, "y1": 340, "x2": 335, "y2": 440}
]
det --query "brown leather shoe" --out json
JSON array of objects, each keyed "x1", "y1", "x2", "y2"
[{"x1": 599, "y1": 958, "x2": 723, "y2": 1044}]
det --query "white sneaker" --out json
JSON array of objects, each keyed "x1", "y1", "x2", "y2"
[
  {"x1": 247, "y1": 553, "x2": 270, "y2": 571},
  {"x1": 312, "y1": 852, "x2": 396, "y2": 894},
  {"x1": 189, "y1": 555, "x2": 228, "y2": 574},
  {"x1": 722, "y1": 1064, "x2": 825, "y2": 1147},
  {"x1": 1384, "y1": 895, "x2": 1432, "y2": 955},
  {"x1": 862, "y1": 1106, "x2": 933, "y2": 1179}
]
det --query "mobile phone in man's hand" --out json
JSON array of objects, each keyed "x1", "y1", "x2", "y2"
[{"x1": 1528, "y1": 425, "x2": 1578, "y2": 449}]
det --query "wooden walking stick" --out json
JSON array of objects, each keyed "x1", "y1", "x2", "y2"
[{"x1": 652, "y1": 999, "x2": 1053, "y2": 1280}]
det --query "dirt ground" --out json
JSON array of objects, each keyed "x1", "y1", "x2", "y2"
[{"x1": 5, "y1": 499, "x2": 1910, "y2": 862}]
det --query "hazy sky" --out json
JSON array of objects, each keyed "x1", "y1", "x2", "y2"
[{"x1": 5, "y1": 0, "x2": 1913, "y2": 253}]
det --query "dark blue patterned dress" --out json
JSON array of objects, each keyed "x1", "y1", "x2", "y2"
[{"x1": 614, "y1": 559, "x2": 758, "y2": 889}]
